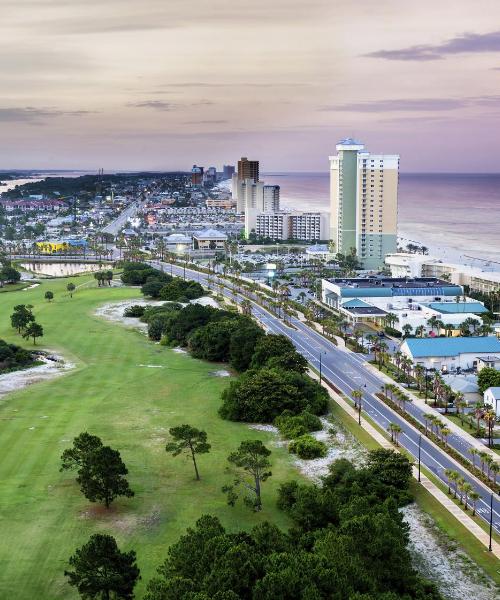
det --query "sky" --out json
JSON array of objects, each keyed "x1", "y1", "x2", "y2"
[{"x1": 2, "y1": 0, "x2": 500, "y2": 172}]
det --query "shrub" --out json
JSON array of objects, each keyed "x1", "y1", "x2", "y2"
[
  {"x1": 159, "y1": 278, "x2": 204, "y2": 302},
  {"x1": 275, "y1": 411, "x2": 322, "y2": 439},
  {"x1": 123, "y1": 305, "x2": 146, "y2": 318},
  {"x1": 289, "y1": 435, "x2": 327, "y2": 459}
]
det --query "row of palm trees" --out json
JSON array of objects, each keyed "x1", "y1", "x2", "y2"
[
  {"x1": 422, "y1": 413, "x2": 452, "y2": 447},
  {"x1": 382, "y1": 383, "x2": 413, "y2": 413},
  {"x1": 382, "y1": 312, "x2": 494, "y2": 340},
  {"x1": 444, "y1": 469, "x2": 481, "y2": 515},
  {"x1": 468, "y1": 448, "x2": 500, "y2": 483}
]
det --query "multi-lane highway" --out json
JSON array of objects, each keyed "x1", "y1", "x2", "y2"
[{"x1": 151, "y1": 261, "x2": 500, "y2": 535}]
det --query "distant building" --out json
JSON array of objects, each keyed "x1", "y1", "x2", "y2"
[
  {"x1": 401, "y1": 337, "x2": 500, "y2": 371},
  {"x1": 233, "y1": 181, "x2": 280, "y2": 234},
  {"x1": 203, "y1": 167, "x2": 217, "y2": 186},
  {"x1": 192, "y1": 228, "x2": 228, "y2": 250},
  {"x1": 237, "y1": 157, "x2": 259, "y2": 183},
  {"x1": 206, "y1": 198, "x2": 236, "y2": 210},
  {"x1": 223, "y1": 165, "x2": 235, "y2": 180},
  {"x1": 255, "y1": 212, "x2": 329, "y2": 242},
  {"x1": 191, "y1": 165, "x2": 204, "y2": 186},
  {"x1": 164, "y1": 233, "x2": 192, "y2": 254},
  {"x1": 386, "y1": 253, "x2": 500, "y2": 294},
  {"x1": 330, "y1": 138, "x2": 399, "y2": 270}
]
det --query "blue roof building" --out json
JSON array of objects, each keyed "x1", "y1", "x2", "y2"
[{"x1": 401, "y1": 337, "x2": 500, "y2": 372}]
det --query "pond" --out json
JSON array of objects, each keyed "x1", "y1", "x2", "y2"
[{"x1": 20, "y1": 262, "x2": 113, "y2": 277}]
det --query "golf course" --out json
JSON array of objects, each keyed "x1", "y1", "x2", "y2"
[{"x1": 0, "y1": 274, "x2": 295, "y2": 599}]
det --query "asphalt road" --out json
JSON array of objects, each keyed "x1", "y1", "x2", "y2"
[{"x1": 151, "y1": 261, "x2": 500, "y2": 535}]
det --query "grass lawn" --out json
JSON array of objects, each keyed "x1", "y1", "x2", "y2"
[{"x1": 0, "y1": 275, "x2": 298, "y2": 599}]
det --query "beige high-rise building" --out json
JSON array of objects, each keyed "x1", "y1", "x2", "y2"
[
  {"x1": 329, "y1": 138, "x2": 399, "y2": 269},
  {"x1": 237, "y1": 157, "x2": 259, "y2": 183}
]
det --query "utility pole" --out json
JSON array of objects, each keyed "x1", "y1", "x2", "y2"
[
  {"x1": 489, "y1": 493, "x2": 493, "y2": 552},
  {"x1": 418, "y1": 434, "x2": 422, "y2": 482}
]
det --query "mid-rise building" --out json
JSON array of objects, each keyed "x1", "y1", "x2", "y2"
[
  {"x1": 235, "y1": 181, "x2": 280, "y2": 234},
  {"x1": 203, "y1": 167, "x2": 217, "y2": 185},
  {"x1": 256, "y1": 213, "x2": 289, "y2": 240},
  {"x1": 289, "y1": 212, "x2": 329, "y2": 241},
  {"x1": 237, "y1": 157, "x2": 259, "y2": 183},
  {"x1": 223, "y1": 165, "x2": 235, "y2": 180},
  {"x1": 329, "y1": 138, "x2": 399, "y2": 270},
  {"x1": 191, "y1": 165, "x2": 204, "y2": 186},
  {"x1": 254, "y1": 211, "x2": 329, "y2": 241}
]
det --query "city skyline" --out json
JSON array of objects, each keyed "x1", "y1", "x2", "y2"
[{"x1": 2, "y1": 1, "x2": 500, "y2": 171}]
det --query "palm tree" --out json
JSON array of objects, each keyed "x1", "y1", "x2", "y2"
[
  {"x1": 483, "y1": 409, "x2": 496, "y2": 447},
  {"x1": 462, "y1": 481, "x2": 473, "y2": 509},
  {"x1": 402, "y1": 324, "x2": 413, "y2": 338},
  {"x1": 423, "y1": 413, "x2": 434, "y2": 437},
  {"x1": 474, "y1": 403, "x2": 484, "y2": 436},
  {"x1": 441, "y1": 427, "x2": 450, "y2": 448},
  {"x1": 240, "y1": 299, "x2": 252, "y2": 316},
  {"x1": 427, "y1": 315, "x2": 439, "y2": 333},
  {"x1": 469, "y1": 491, "x2": 481, "y2": 516},
  {"x1": 457, "y1": 477, "x2": 466, "y2": 505},
  {"x1": 415, "y1": 324, "x2": 425, "y2": 338},
  {"x1": 388, "y1": 422, "x2": 402, "y2": 446},
  {"x1": 490, "y1": 462, "x2": 499, "y2": 485},
  {"x1": 448, "y1": 470, "x2": 459, "y2": 499},
  {"x1": 468, "y1": 447, "x2": 479, "y2": 470},
  {"x1": 351, "y1": 389, "x2": 363, "y2": 409},
  {"x1": 478, "y1": 451, "x2": 489, "y2": 474},
  {"x1": 444, "y1": 468, "x2": 454, "y2": 494}
]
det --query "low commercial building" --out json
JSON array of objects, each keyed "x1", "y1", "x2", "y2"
[
  {"x1": 385, "y1": 253, "x2": 500, "y2": 294},
  {"x1": 192, "y1": 228, "x2": 227, "y2": 250},
  {"x1": 320, "y1": 276, "x2": 483, "y2": 329},
  {"x1": 401, "y1": 337, "x2": 500, "y2": 372}
]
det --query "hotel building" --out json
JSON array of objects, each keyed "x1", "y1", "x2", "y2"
[{"x1": 329, "y1": 138, "x2": 399, "y2": 270}]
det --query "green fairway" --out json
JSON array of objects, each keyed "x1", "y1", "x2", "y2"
[{"x1": 0, "y1": 275, "x2": 296, "y2": 599}]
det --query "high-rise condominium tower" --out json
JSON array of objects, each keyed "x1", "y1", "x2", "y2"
[
  {"x1": 237, "y1": 157, "x2": 259, "y2": 183},
  {"x1": 330, "y1": 138, "x2": 399, "y2": 270}
]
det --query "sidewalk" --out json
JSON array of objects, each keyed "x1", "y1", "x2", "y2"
[
  {"x1": 363, "y1": 362, "x2": 499, "y2": 462},
  {"x1": 309, "y1": 370, "x2": 500, "y2": 557}
]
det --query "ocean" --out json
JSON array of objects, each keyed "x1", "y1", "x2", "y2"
[{"x1": 263, "y1": 172, "x2": 500, "y2": 267}]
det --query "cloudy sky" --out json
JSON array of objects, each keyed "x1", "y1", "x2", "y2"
[{"x1": 2, "y1": 0, "x2": 500, "y2": 171}]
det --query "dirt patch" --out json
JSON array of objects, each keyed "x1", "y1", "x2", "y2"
[
  {"x1": 402, "y1": 504, "x2": 497, "y2": 600},
  {"x1": 210, "y1": 369, "x2": 231, "y2": 377},
  {"x1": 94, "y1": 299, "x2": 163, "y2": 333},
  {"x1": 79, "y1": 504, "x2": 162, "y2": 534},
  {"x1": 0, "y1": 354, "x2": 73, "y2": 403}
]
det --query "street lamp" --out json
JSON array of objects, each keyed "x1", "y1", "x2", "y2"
[
  {"x1": 418, "y1": 434, "x2": 422, "y2": 482},
  {"x1": 319, "y1": 351, "x2": 326, "y2": 384},
  {"x1": 489, "y1": 492, "x2": 493, "y2": 552}
]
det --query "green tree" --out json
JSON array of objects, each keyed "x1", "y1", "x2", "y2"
[
  {"x1": 250, "y1": 334, "x2": 296, "y2": 369},
  {"x1": 44, "y1": 290, "x2": 54, "y2": 302},
  {"x1": 10, "y1": 304, "x2": 34, "y2": 333},
  {"x1": 165, "y1": 424, "x2": 211, "y2": 481},
  {"x1": 76, "y1": 445, "x2": 134, "y2": 508},
  {"x1": 219, "y1": 367, "x2": 328, "y2": 422},
  {"x1": 60, "y1": 432, "x2": 103, "y2": 472},
  {"x1": 65, "y1": 533, "x2": 140, "y2": 600},
  {"x1": 67, "y1": 282, "x2": 76, "y2": 298},
  {"x1": 22, "y1": 321, "x2": 43, "y2": 345},
  {"x1": 223, "y1": 440, "x2": 272, "y2": 511}
]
